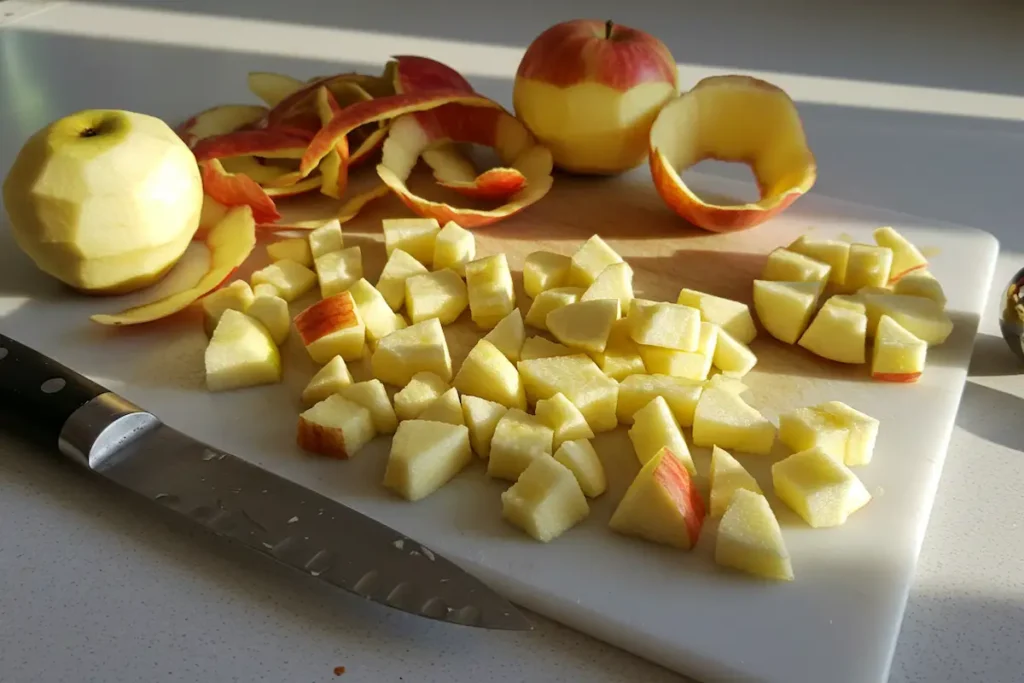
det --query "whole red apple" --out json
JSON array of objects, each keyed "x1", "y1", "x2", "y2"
[{"x1": 513, "y1": 19, "x2": 678, "y2": 175}]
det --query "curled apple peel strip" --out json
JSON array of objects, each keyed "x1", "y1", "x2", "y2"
[
  {"x1": 649, "y1": 75, "x2": 817, "y2": 232},
  {"x1": 199, "y1": 160, "x2": 280, "y2": 224},
  {"x1": 376, "y1": 103, "x2": 553, "y2": 228}
]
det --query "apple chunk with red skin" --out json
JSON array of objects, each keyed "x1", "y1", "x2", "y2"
[
  {"x1": 513, "y1": 19, "x2": 678, "y2": 175},
  {"x1": 294, "y1": 291, "x2": 366, "y2": 363},
  {"x1": 649, "y1": 75, "x2": 816, "y2": 232}
]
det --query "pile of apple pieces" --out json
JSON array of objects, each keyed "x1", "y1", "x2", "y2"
[
  {"x1": 200, "y1": 221, "x2": 884, "y2": 583},
  {"x1": 753, "y1": 226, "x2": 950, "y2": 382}
]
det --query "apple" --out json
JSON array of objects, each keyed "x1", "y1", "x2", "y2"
[
  {"x1": 383, "y1": 217, "x2": 440, "y2": 267},
  {"x1": 517, "y1": 354, "x2": 619, "y2": 432},
  {"x1": 525, "y1": 287, "x2": 583, "y2": 331},
  {"x1": 568, "y1": 235, "x2": 627, "y2": 288},
  {"x1": 609, "y1": 446, "x2": 705, "y2": 550},
  {"x1": 772, "y1": 447, "x2": 872, "y2": 528},
  {"x1": 547, "y1": 299, "x2": 620, "y2": 354},
  {"x1": 709, "y1": 446, "x2": 762, "y2": 518},
  {"x1": 676, "y1": 288, "x2": 756, "y2": 344},
  {"x1": 638, "y1": 320, "x2": 718, "y2": 381},
  {"x1": 627, "y1": 300, "x2": 701, "y2": 351},
  {"x1": 433, "y1": 221, "x2": 476, "y2": 275},
  {"x1": 404, "y1": 268, "x2": 468, "y2": 324},
  {"x1": 859, "y1": 292, "x2": 953, "y2": 344},
  {"x1": 205, "y1": 309, "x2": 282, "y2": 391},
  {"x1": 616, "y1": 373, "x2": 703, "y2": 427},
  {"x1": 461, "y1": 394, "x2": 509, "y2": 459},
  {"x1": 892, "y1": 269, "x2": 946, "y2": 306},
  {"x1": 246, "y1": 292, "x2": 290, "y2": 346},
  {"x1": 513, "y1": 19, "x2": 678, "y2": 175},
  {"x1": 844, "y1": 244, "x2": 893, "y2": 291},
  {"x1": 872, "y1": 314, "x2": 927, "y2": 383},
  {"x1": 580, "y1": 262, "x2": 634, "y2": 312},
  {"x1": 715, "y1": 489, "x2": 793, "y2": 582},
  {"x1": 91, "y1": 206, "x2": 256, "y2": 325},
  {"x1": 761, "y1": 248, "x2": 831, "y2": 284},
  {"x1": 309, "y1": 219, "x2": 344, "y2": 258},
  {"x1": 752, "y1": 279, "x2": 823, "y2": 344},
  {"x1": 874, "y1": 226, "x2": 927, "y2": 281},
  {"x1": 377, "y1": 249, "x2": 429, "y2": 311},
  {"x1": 465, "y1": 254, "x2": 516, "y2": 329},
  {"x1": 482, "y1": 309, "x2": 526, "y2": 362},
  {"x1": 628, "y1": 396, "x2": 694, "y2": 474},
  {"x1": 4, "y1": 109, "x2": 204, "y2": 293},
  {"x1": 315, "y1": 246, "x2": 363, "y2": 299},
  {"x1": 338, "y1": 379, "x2": 399, "y2": 434},
  {"x1": 418, "y1": 387, "x2": 465, "y2": 426},
  {"x1": 502, "y1": 455, "x2": 590, "y2": 542},
  {"x1": 553, "y1": 439, "x2": 606, "y2": 498},
  {"x1": 394, "y1": 371, "x2": 450, "y2": 421},
  {"x1": 520, "y1": 336, "x2": 575, "y2": 360},
  {"x1": 371, "y1": 318, "x2": 453, "y2": 386},
  {"x1": 251, "y1": 259, "x2": 317, "y2": 302},
  {"x1": 649, "y1": 76, "x2": 816, "y2": 232},
  {"x1": 523, "y1": 251, "x2": 572, "y2": 297},
  {"x1": 588, "y1": 318, "x2": 646, "y2": 381},
  {"x1": 348, "y1": 279, "x2": 401, "y2": 342},
  {"x1": 453, "y1": 339, "x2": 527, "y2": 410},
  {"x1": 711, "y1": 328, "x2": 758, "y2": 377},
  {"x1": 294, "y1": 291, "x2": 366, "y2": 363},
  {"x1": 267, "y1": 237, "x2": 313, "y2": 267},
  {"x1": 788, "y1": 235, "x2": 850, "y2": 287},
  {"x1": 201, "y1": 280, "x2": 254, "y2": 336},
  {"x1": 487, "y1": 409, "x2": 554, "y2": 482},
  {"x1": 816, "y1": 401, "x2": 879, "y2": 467},
  {"x1": 692, "y1": 387, "x2": 775, "y2": 455},
  {"x1": 535, "y1": 392, "x2": 595, "y2": 450},
  {"x1": 297, "y1": 395, "x2": 377, "y2": 459},
  {"x1": 384, "y1": 420, "x2": 472, "y2": 501},
  {"x1": 778, "y1": 406, "x2": 849, "y2": 462},
  {"x1": 798, "y1": 297, "x2": 868, "y2": 364},
  {"x1": 301, "y1": 355, "x2": 354, "y2": 406}
]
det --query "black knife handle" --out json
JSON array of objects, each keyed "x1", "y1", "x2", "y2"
[{"x1": 0, "y1": 333, "x2": 108, "y2": 447}]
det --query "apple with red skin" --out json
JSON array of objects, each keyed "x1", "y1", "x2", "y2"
[{"x1": 513, "y1": 19, "x2": 678, "y2": 175}]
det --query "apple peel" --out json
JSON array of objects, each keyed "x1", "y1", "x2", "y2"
[
  {"x1": 91, "y1": 206, "x2": 257, "y2": 326},
  {"x1": 377, "y1": 103, "x2": 553, "y2": 228},
  {"x1": 192, "y1": 128, "x2": 311, "y2": 162},
  {"x1": 422, "y1": 145, "x2": 528, "y2": 200},
  {"x1": 176, "y1": 104, "x2": 268, "y2": 148},
  {"x1": 649, "y1": 75, "x2": 816, "y2": 232},
  {"x1": 199, "y1": 159, "x2": 280, "y2": 224},
  {"x1": 315, "y1": 86, "x2": 351, "y2": 199},
  {"x1": 248, "y1": 71, "x2": 306, "y2": 107}
]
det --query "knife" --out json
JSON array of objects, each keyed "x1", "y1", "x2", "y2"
[{"x1": 0, "y1": 332, "x2": 530, "y2": 631}]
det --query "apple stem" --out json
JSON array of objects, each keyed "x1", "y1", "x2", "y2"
[
  {"x1": 81, "y1": 128, "x2": 99, "y2": 138},
  {"x1": 605, "y1": 20, "x2": 614, "y2": 39}
]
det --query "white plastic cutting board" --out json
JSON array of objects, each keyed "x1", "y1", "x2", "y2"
[{"x1": 0, "y1": 171, "x2": 998, "y2": 683}]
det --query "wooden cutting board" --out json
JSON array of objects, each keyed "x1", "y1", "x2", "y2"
[{"x1": 0, "y1": 169, "x2": 998, "y2": 683}]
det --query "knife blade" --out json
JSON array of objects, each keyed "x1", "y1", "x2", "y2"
[{"x1": 0, "y1": 332, "x2": 530, "y2": 631}]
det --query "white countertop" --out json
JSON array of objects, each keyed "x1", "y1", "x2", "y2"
[{"x1": 1, "y1": 1, "x2": 1022, "y2": 681}]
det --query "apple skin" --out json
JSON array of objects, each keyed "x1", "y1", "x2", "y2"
[
  {"x1": 513, "y1": 19, "x2": 678, "y2": 175},
  {"x1": 3, "y1": 109, "x2": 203, "y2": 294}
]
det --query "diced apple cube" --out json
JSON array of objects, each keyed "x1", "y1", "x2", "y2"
[
  {"x1": 553, "y1": 439, "x2": 606, "y2": 497},
  {"x1": 709, "y1": 446, "x2": 762, "y2": 517},
  {"x1": 418, "y1": 387, "x2": 464, "y2": 425},
  {"x1": 752, "y1": 280, "x2": 823, "y2": 344},
  {"x1": 347, "y1": 278, "x2": 399, "y2": 342},
  {"x1": 816, "y1": 400, "x2": 879, "y2": 466},
  {"x1": 628, "y1": 300, "x2": 701, "y2": 351},
  {"x1": 692, "y1": 387, "x2": 775, "y2": 455},
  {"x1": 246, "y1": 293, "x2": 289, "y2": 346},
  {"x1": 377, "y1": 248, "x2": 429, "y2": 311},
  {"x1": 487, "y1": 409, "x2": 554, "y2": 481},
  {"x1": 845, "y1": 244, "x2": 893, "y2": 291},
  {"x1": 638, "y1": 321, "x2": 718, "y2": 380},
  {"x1": 394, "y1": 371, "x2": 449, "y2": 421},
  {"x1": 482, "y1": 309, "x2": 525, "y2": 362},
  {"x1": 501, "y1": 455, "x2": 589, "y2": 542},
  {"x1": 383, "y1": 217, "x2": 440, "y2": 266},
  {"x1": 535, "y1": 392, "x2": 595, "y2": 450},
  {"x1": 778, "y1": 406, "x2": 849, "y2": 462},
  {"x1": 371, "y1": 318, "x2": 452, "y2": 386},
  {"x1": 874, "y1": 226, "x2": 927, "y2": 280},
  {"x1": 616, "y1": 374, "x2": 703, "y2": 426},
  {"x1": 772, "y1": 447, "x2": 872, "y2": 527},
  {"x1": 525, "y1": 286, "x2": 582, "y2": 331},
  {"x1": 860, "y1": 292, "x2": 952, "y2": 345},
  {"x1": 432, "y1": 220, "x2": 475, "y2": 275},
  {"x1": 629, "y1": 396, "x2": 694, "y2": 473},
  {"x1": 520, "y1": 336, "x2": 575, "y2": 360},
  {"x1": 788, "y1": 235, "x2": 850, "y2": 287},
  {"x1": 609, "y1": 447, "x2": 705, "y2": 550},
  {"x1": 251, "y1": 259, "x2": 317, "y2": 302},
  {"x1": 676, "y1": 288, "x2": 757, "y2": 344},
  {"x1": 518, "y1": 354, "x2": 619, "y2": 432},
  {"x1": 461, "y1": 394, "x2": 508, "y2": 458},
  {"x1": 547, "y1": 299, "x2": 619, "y2": 354},
  {"x1": 338, "y1": 379, "x2": 398, "y2": 434},
  {"x1": 453, "y1": 339, "x2": 527, "y2": 410},
  {"x1": 383, "y1": 419, "x2": 472, "y2": 501},
  {"x1": 715, "y1": 489, "x2": 793, "y2": 581},
  {"x1": 252, "y1": 283, "x2": 279, "y2": 298},
  {"x1": 294, "y1": 292, "x2": 366, "y2": 363},
  {"x1": 705, "y1": 373, "x2": 749, "y2": 395},
  {"x1": 205, "y1": 310, "x2": 282, "y2": 391},
  {"x1": 267, "y1": 237, "x2": 313, "y2": 267},
  {"x1": 798, "y1": 298, "x2": 868, "y2": 364},
  {"x1": 315, "y1": 246, "x2": 363, "y2": 298},
  {"x1": 308, "y1": 220, "x2": 343, "y2": 258},
  {"x1": 301, "y1": 355, "x2": 353, "y2": 406},
  {"x1": 893, "y1": 269, "x2": 946, "y2": 306},
  {"x1": 588, "y1": 318, "x2": 646, "y2": 380},
  {"x1": 872, "y1": 314, "x2": 927, "y2": 383},
  {"x1": 404, "y1": 268, "x2": 468, "y2": 324},
  {"x1": 581, "y1": 262, "x2": 633, "y2": 312},
  {"x1": 297, "y1": 394, "x2": 376, "y2": 458},
  {"x1": 523, "y1": 250, "x2": 571, "y2": 297},
  {"x1": 465, "y1": 254, "x2": 515, "y2": 329},
  {"x1": 712, "y1": 328, "x2": 757, "y2": 377},
  {"x1": 762, "y1": 247, "x2": 831, "y2": 283},
  {"x1": 568, "y1": 235, "x2": 625, "y2": 288},
  {"x1": 202, "y1": 280, "x2": 254, "y2": 336}
]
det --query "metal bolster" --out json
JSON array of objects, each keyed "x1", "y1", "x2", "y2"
[{"x1": 58, "y1": 393, "x2": 161, "y2": 471}]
